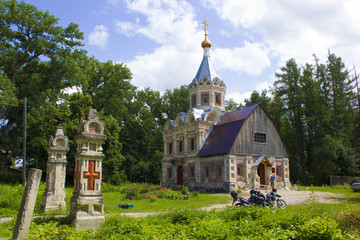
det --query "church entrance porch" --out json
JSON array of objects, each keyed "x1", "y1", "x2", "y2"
[
  {"x1": 177, "y1": 165, "x2": 183, "y2": 185},
  {"x1": 252, "y1": 156, "x2": 272, "y2": 188},
  {"x1": 257, "y1": 163, "x2": 266, "y2": 185}
]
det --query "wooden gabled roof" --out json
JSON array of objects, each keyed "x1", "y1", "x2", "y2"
[{"x1": 197, "y1": 103, "x2": 259, "y2": 157}]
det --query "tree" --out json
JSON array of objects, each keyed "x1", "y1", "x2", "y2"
[
  {"x1": 225, "y1": 98, "x2": 241, "y2": 111},
  {"x1": 0, "y1": 0, "x2": 84, "y2": 169},
  {"x1": 244, "y1": 90, "x2": 271, "y2": 109},
  {"x1": 162, "y1": 85, "x2": 189, "y2": 119},
  {"x1": 274, "y1": 59, "x2": 306, "y2": 184}
]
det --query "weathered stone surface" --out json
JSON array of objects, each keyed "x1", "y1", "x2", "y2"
[
  {"x1": 13, "y1": 168, "x2": 42, "y2": 240},
  {"x1": 42, "y1": 125, "x2": 68, "y2": 212},
  {"x1": 70, "y1": 109, "x2": 106, "y2": 230}
]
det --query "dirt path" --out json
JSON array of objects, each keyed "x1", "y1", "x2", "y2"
[
  {"x1": 0, "y1": 190, "x2": 344, "y2": 222},
  {"x1": 201, "y1": 190, "x2": 343, "y2": 211}
]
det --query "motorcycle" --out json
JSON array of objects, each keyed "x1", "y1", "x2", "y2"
[
  {"x1": 230, "y1": 191, "x2": 251, "y2": 207},
  {"x1": 265, "y1": 188, "x2": 287, "y2": 209},
  {"x1": 248, "y1": 189, "x2": 269, "y2": 207},
  {"x1": 231, "y1": 188, "x2": 287, "y2": 209}
]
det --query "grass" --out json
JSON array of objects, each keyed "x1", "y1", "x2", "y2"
[
  {"x1": 301, "y1": 184, "x2": 360, "y2": 204},
  {"x1": 0, "y1": 182, "x2": 230, "y2": 217},
  {"x1": 104, "y1": 192, "x2": 230, "y2": 213},
  {"x1": 1, "y1": 183, "x2": 360, "y2": 239},
  {"x1": 2, "y1": 202, "x2": 360, "y2": 239}
]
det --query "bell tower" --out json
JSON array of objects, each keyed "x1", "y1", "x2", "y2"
[{"x1": 189, "y1": 20, "x2": 226, "y2": 111}]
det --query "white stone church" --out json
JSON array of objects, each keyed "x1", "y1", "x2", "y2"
[{"x1": 161, "y1": 22, "x2": 291, "y2": 192}]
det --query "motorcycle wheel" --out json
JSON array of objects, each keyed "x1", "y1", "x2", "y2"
[
  {"x1": 276, "y1": 199, "x2": 287, "y2": 209},
  {"x1": 235, "y1": 202, "x2": 250, "y2": 207}
]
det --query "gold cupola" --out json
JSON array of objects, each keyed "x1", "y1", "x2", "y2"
[{"x1": 201, "y1": 20, "x2": 211, "y2": 48}]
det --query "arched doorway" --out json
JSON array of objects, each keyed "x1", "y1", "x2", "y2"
[
  {"x1": 177, "y1": 165, "x2": 183, "y2": 185},
  {"x1": 257, "y1": 163, "x2": 266, "y2": 184}
]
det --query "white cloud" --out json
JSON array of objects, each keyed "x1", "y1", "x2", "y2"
[
  {"x1": 213, "y1": 41, "x2": 270, "y2": 75},
  {"x1": 226, "y1": 91, "x2": 251, "y2": 104},
  {"x1": 128, "y1": 45, "x2": 201, "y2": 92},
  {"x1": 115, "y1": 21, "x2": 136, "y2": 37},
  {"x1": 88, "y1": 25, "x2": 110, "y2": 49},
  {"x1": 203, "y1": 0, "x2": 360, "y2": 68},
  {"x1": 118, "y1": 0, "x2": 204, "y2": 92}
]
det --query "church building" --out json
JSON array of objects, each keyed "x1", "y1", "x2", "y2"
[{"x1": 161, "y1": 21, "x2": 291, "y2": 192}]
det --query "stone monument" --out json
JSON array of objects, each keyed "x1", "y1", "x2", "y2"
[
  {"x1": 13, "y1": 168, "x2": 42, "y2": 239},
  {"x1": 41, "y1": 125, "x2": 69, "y2": 212},
  {"x1": 70, "y1": 109, "x2": 106, "y2": 230}
]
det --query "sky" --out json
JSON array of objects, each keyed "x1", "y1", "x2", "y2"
[{"x1": 24, "y1": 0, "x2": 360, "y2": 103}]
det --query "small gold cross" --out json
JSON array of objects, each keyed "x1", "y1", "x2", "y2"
[{"x1": 202, "y1": 20, "x2": 208, "y2": 35}]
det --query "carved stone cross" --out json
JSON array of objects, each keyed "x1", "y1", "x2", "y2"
[{"x1": 83, "y1": 160, "x2": 100, "y2": 190}]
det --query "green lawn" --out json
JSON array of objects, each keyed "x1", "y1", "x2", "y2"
[
  {"x1": 0, "y1": 182, "x2": 230, "y2": 217},
  {"x1": 1, "y1": 183, "x2": 360, "y2": 239},
  {"x1": 104, "y1": 192, "x2": 230, "y2": 213}
]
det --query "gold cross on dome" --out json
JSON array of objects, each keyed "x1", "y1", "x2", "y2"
[{"x1": 202, "y1": 20, "x2": 208, "y2": 35}]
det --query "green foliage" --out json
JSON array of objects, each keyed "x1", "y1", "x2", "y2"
[
  {"x1": 0, "y1": 184, "x2": 23, "y2": 217},
  {"x1": 296, "y1": 216, "x2": 343, "y2": 239},
  {"x1": 1, "y1": 187, "x2": 359, "y2": 239},
  {"x1": 181, "y1": 186, "x2": 189, "y2": 195},
  {"x1": 0, "y1": 171, "x2": 22, "y2": 185},
  {"x1": 336, "y1": 211, "x2": 360, "y2": 237}
]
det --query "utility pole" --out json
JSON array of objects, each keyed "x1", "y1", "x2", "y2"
[
  {"x1": 23, "y1": 97, "x2": 27, "y2": 186},
  {"x1": 355, "y1": 69, "x2": 360, "y2": 112}
]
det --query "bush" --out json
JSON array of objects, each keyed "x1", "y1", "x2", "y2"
[
  {"x1": 181, "y1": 186, "x2": 189, "y2": 195},
  {"x1": 0, "y1": 171, "x2": 22, "y2": 185},
  {"x1": 336, "y1": 211, "x2": 360, "y2": 237},
  {"x1": 296, "y1": 216, "x2": 343, "y2": 240},
  {"x1": 0, "y1": 184, "x2": 24, "y2": 216},
  {"x1": 108, "y1": 170, "x2": 127, "y2": 186},
  {"x1": 124, "y1": 186, "x2": 139, "y2": 200}
]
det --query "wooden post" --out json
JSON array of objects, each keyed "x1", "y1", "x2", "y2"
[{"x1": 22, "y1": 97, "x2": 27, "y2": 187}]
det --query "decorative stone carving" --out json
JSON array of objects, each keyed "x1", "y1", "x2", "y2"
[
  {"x1": 70, "y1": 109, "x2": 106, "y2": 230},
  {"x1": 41, "y1": 125, "x2": 69, "y2": 212}
]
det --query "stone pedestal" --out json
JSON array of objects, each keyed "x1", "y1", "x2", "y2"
[
  {"x1": 41, "y1": 125, "x2": 69, "y2": 212},
  {"x1": 70, "y1": 109, "x2": 106, "y2": 231}
]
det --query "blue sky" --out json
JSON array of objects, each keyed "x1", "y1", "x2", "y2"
[{"x1": 25, "y1": 0, "x2": 360, "y2": 103}]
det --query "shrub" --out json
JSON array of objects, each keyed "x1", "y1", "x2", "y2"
[
  {"x1": 101, "y1": 182, "x2": 120, "y2": 193},
  {"x1": 0, "y1": 184, "x2": 24, "y2": 216},
  {"x1": 124, "y1": 186, "x2": 139, "y2": 200},
  {"x1": 181, "y1": 186, "x2": 189, "y2": 195},
  {"x1": 0, "y1": 171, "x2": 22, "y2": 185},
  {"x1": 336, "y1": 211, "x2": 360, "y2": 237},
  {"x1": 296, "y1": 216, "x2": 343, "y2": 240},
  {"x1": 190, "y1": 188, "x2": 199, "y2": 197},
  {"x1": 165, "y1": 209, "x2": 209, "y2": 225}
]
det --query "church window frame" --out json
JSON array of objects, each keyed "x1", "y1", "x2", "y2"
[
  {"x1": 215, "y1": 93, "x2": 221, "y2": 106},
  {"x1": 178, "y1": 140, "x2": 183, "y2": 153},
  {"x1": 205, "y1": 167, "x2": 209, "y2": 178},
  {"x1": 237, "y1": 163, "x2": 245, "y2": 179},
  {"x1": 190, "y1": 166, "x2": 194, "y2": 178},
  {"x1": 190, "y1": 138, "x2": 195, "y2": 151},
  {"x1": 254, "y1": 132, "x2": 266, "y2": 143},
  {"x1": 218, "y1": 166, "x2": 223, "y2": 177},
  {"x1": 191, "y1": 94, "x2": 196, "y2": 108},
  {"x1": 168, "y1": 142, "x2": 173, "y2": 155},
  {"x1": 201, "y1": 92, "x2": 210, "y2": 106},
  {"x1": 168, "y1": 167, "x2": 172, "y2": 178}
]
